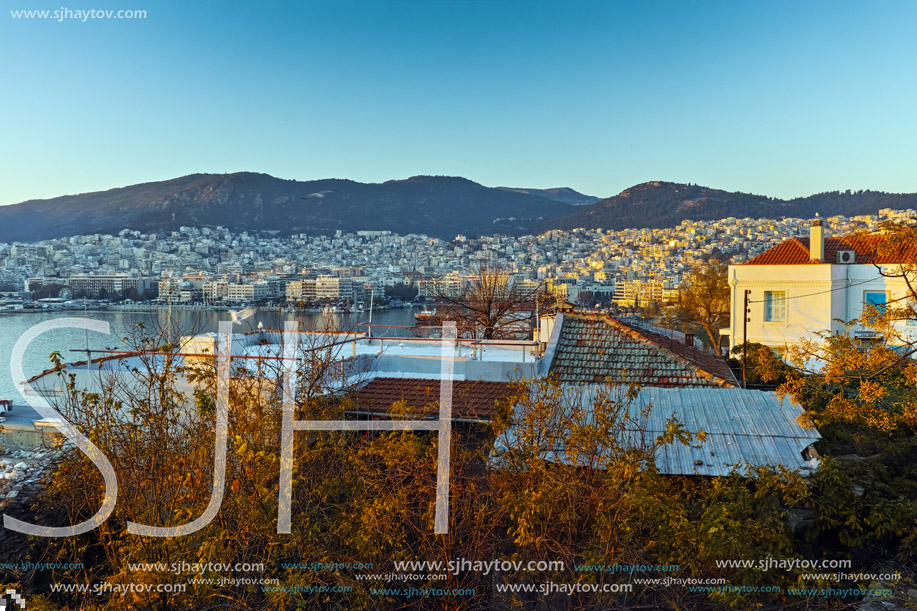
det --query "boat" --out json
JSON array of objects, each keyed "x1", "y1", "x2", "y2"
[{"x1": 414, "y1": 307, "x2": 440, "y2": 325}]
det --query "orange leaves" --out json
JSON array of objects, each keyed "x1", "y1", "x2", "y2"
[{"x1": 856, "y1": 379, "x2": 887, "y2": 404}]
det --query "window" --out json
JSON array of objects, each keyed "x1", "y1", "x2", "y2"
[
  {"x1": 764, "y1": 290, "x2": 787, "y2": 322},
  {"x1": 864, "y1": 291, "x2": 888, "y2": 314}
]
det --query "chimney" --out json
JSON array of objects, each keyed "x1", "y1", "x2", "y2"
[
  {"x1": 684, "y1": 333, "x2": 695, "y2": 347},
  {"x1": 810, "y1": 218, "x2": 824, "y2": 263}
]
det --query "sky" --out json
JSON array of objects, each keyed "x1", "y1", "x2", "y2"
[{"x1": 1, "y1": 0, "x2": 916, "y2": 205}]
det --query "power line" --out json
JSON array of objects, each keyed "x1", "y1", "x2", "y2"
[{"x1": 746, "y1": 276, "x2": 887, "y2": 304}]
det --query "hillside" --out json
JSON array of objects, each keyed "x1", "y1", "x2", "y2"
[
  {"x1": 5, "y1": 176, "x2": 916, "y2": 243},
  {"x1": 0, "y1": 173, "x2": 577, "y2": 242},
  {"x1": 495, "y1": 186, "x2": 601, "y2": 206},
  {"x1": 543, "y1": 181, "x2": 917, "y2": 231}
]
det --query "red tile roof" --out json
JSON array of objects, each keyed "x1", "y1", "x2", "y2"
[
  {"x1": 745, "y1": 235, "x2": 917, "y2": 265},
  {"x1": 549, "y1": 314, "x2": 737, "y2": 387},
  {"x1": 354, "y1": 377, "x2": 516, "y2": 421}
]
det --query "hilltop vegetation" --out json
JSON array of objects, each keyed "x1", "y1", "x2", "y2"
[
  {"x1": 543, "y1": 181, "x2": 917, "y2": 231},
  {"x1": 4, "y1": 174, "x2": 916, "y2": 244},
  {"x1": 0, "y1": 173, "x2": 577, "y2": 242}
]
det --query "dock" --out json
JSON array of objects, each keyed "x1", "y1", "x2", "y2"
[{"x1": 0, "y1": 399, "x2": 64, "y2": 451}]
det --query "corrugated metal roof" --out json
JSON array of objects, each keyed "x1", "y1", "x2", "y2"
[
  {"x1": 621, "y1": 386, "x2": 819, "y2": 477},
  {"x1": 500, "y1": 385, "x2": 820, "y2": 478}
]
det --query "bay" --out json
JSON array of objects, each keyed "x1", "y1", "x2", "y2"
[{"x1": 0, "y1": 306, "x2": 419, "y2": 405}]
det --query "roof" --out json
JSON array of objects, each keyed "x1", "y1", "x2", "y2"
[
  {"x1": 353, "y1": 377, "x2": 516, "y2": 421},
  {"x1": 745, "y1": 234, "x2": 917, "y2": 265},
  {"x1": 626, "y1": 386, "x2": 820, "y2": 476},
  {"x1": 548, "y1": 314, "x2": 737, "y2": 387},
  {"x1": 498, "y1": 385, "x2": 821, "y2": 477}
]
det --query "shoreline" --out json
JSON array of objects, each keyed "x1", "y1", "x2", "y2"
[{"x1": 0, "y1": 302, "x2": 418, "y2": 316}]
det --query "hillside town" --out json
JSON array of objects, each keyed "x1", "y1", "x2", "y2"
[{"x1": 2, "y1": 209, "x2": 914, "y2": 311}]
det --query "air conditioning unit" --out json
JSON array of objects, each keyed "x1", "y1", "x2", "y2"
[{"x1": 837, "y1": 250, "x2": 856, "y2": 264}]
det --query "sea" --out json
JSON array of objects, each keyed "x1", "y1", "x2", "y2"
[{"x1": 0, "y1": 306, "x2": 418, "y2": 405}]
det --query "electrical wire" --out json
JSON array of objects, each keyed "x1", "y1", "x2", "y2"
[{"x1": 745, "y1": 275, "x2": 900, "y2": 304}]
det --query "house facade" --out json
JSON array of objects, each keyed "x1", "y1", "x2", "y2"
[{"x1": 726, "y1": 220, "x2": 917, "y2": 351}]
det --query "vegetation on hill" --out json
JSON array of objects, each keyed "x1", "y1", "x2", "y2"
[
  {"x1": 0, "y1": 173, "x2": 577, "y2": 242},
  {"x1": 544, "y1": 181, "x2": 917, "y2": 231},
  {"x1": 6, "y1": 174, "x2": 916, "y2": 244},
  {"x1": 495, "y1": 186, "x2": 601, "y2": 206}
]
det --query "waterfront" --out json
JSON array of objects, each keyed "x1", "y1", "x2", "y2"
[{"x1": 0, "y1": 307, "x2": 418, "y2": 406}]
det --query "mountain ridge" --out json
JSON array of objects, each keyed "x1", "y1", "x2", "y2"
[
  {"x1": 3, "y1": 175, "x2": 916, "y2": 243},
  {"x1": 0, "y1": 173, "x2": 579, "y2": 242},
  {"x1": 495, "y1": 186, "x2": 601, "y2": 206},
  {"x1": 541, "y1": 181, "x2": 917, "y2": 231}
]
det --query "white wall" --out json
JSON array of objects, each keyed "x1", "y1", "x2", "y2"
[{"x1": 728, "y1": 263, "x2": 915, "y2": 350}]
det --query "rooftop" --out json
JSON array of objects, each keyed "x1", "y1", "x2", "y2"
[
  {"x1": 499, "y1": 385, "x2": 821, "y2": 477},
  {"x1": 744, "y1": 234, "x2": 917, "y2": 265},
  {"x1": 617, "y1": 386, "x2": 821, "y2": 476},
  {"x1": 547, "y1": 313, "x2": 737, "y2": 387},
  {"x1": 353, "y1": 377, "x2": 516, "y2": 421}
]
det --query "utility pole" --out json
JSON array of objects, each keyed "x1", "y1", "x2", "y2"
[{"x1": 742, "y1": 289, "x2": 751, "y2": 389}]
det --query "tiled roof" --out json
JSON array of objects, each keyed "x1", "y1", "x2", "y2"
[
  {"x1": 548, "y1": 314, "x2": 737, "y2": 387},
  {"x1": 353, "y1": 377, "x2": 516, "y2": 421},
  {"x1": 745, "y1": 235, "x2": 917, "y2": 265}
]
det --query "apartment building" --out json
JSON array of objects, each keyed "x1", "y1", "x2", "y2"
[{"x1": 68, "y1": 274, "x2": 152, "y2": 299}]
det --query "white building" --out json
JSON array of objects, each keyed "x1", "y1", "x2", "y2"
[
  {"x1": 285, "y1": 278, "x2": 317, "y2": 302},
  {"x1": 67, "y1": 274, "x2": 152, "y2": 299},
  {"x1": 226, "y1": 282, "x2": 270, "y2": 303},
  {"x1": 726, "y1": 220, "x2": 917, "y2": 351},
  {"x1": 203, "y1": 281, "x2": 229, "y2": 302}
]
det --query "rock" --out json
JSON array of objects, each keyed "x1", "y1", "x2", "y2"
[
  {"x1": 6, "y1": 490, "x2": 18, "y2": 499},
  {"x1": 14, "y1": 462, "x2": 28, "y2": 471}
]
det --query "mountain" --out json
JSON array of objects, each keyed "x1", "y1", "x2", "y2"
[
  {"x1": 496, "y1": 186, "x2": 601, "y2": 206},
  {"x1": 543, "y1": 181, "x2": 917, "y2": 231},
  {"x1": 0, "y1": 173, "x2": 578, "y2": 242},
  {"x1": 6, "y1": 176, "x2": 915, "y2": 243}
]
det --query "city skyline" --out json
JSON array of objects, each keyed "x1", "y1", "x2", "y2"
[{"x1": 3, "y1": 0, "x2": 917, "y2": 205}]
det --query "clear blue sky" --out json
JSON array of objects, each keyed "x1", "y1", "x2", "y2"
[{"x1": 2, "y1": 0, "x2": 916, "y2": 205}]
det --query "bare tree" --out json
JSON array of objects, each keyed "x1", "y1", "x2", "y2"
[{"x1": 434, "y1": 263, "x2": 539, "y2": 340}]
